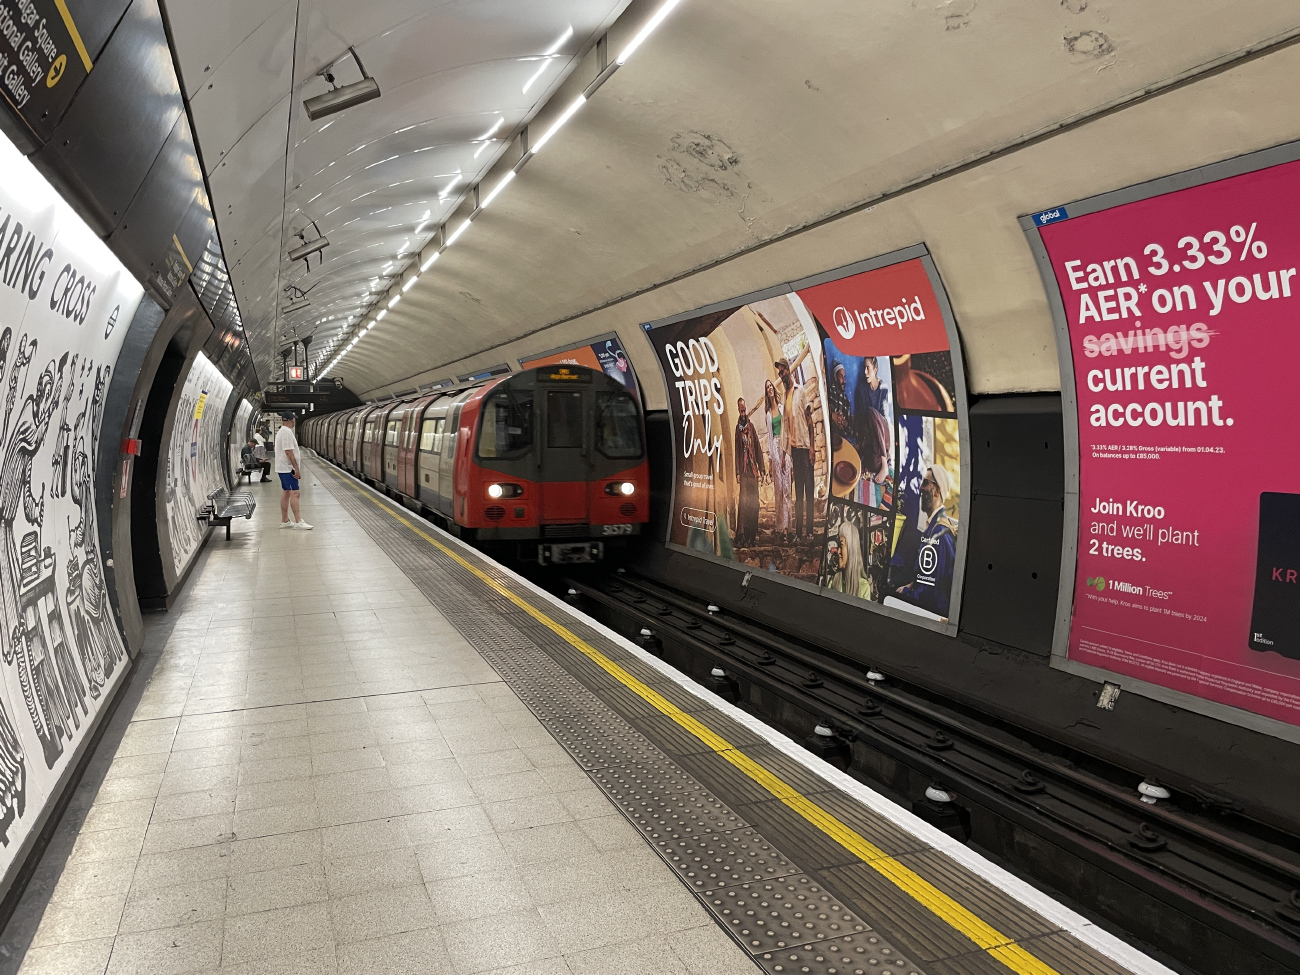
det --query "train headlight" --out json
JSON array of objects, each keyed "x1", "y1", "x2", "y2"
[
  {"x1": 606, "y1": 481, "x2": 636, "y2": 496},
  {"x1": 487, "y1": 483, "x2": 503, "y2": 499},
  {"x1": 487, "y1": 483, "x2": 522, "y2": 499}
]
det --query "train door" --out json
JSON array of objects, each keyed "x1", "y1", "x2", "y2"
[
  {"x1": 438, "y1": 400, "x2": 466, "y2": 518},
  {"x1": 417, "y1": 406, "x2": 446, "y2": 507},
  {"x1": 540, "y1": 385, "x2": 590, "y2": 523},
  {"x1": 383, "y1": 412, "x2": 402, "y2": 489}
]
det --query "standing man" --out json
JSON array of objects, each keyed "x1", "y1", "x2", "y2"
[
  {"x1": 275, "y1": 412, "x2": 312, "y2": 530},
  {"x1": 776, "y1": 357, "x2": 816, "y2": 539},
  {"x1": 733, "y1": 397, "x2": 764, "y2": 547}
]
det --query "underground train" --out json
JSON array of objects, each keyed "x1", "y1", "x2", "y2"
[{"x1": 300, "y1": 365, "x2": 650, "y2": 563}]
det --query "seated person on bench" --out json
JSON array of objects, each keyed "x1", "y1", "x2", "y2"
[{"x1": 241, "y1": 439, "x2": 272, "y2": 482}]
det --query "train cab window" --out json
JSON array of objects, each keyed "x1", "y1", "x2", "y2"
[
  {"x1": 385, "y1": 420, "x2": 399, "y2": 445},
  {"x1": 546, "y1": 391, "x2": 583, "y2": 448},
  {"x1": 595, "y1": 392, "x2": 643, "y2": 459},
  {"x1": 478, "y1": 390, "x2": 533, "y2": 458}
]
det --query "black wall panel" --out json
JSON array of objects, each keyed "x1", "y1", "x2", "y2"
[
  {"x1": 959, "y1": 495, "x2": 1062, "y2": 653},
  {"x1": 33, "y1": 0, "x2": 183, "y2": 236},
  {"x1": 960, "y1": 394, "x2": 1065, "y2": 653},
  {"x1": 108, "y1": 112, "x2": 214, "y2": 306}
]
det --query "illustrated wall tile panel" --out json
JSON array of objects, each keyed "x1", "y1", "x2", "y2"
[{"x1": 0, "y1": 132, "x2": 144, "y2": 884}]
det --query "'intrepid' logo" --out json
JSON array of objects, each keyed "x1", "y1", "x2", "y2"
[{"x1": 832, "y1": 296, "x2": 925, "y2": 339}]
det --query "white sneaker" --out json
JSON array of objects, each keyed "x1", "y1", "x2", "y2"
[
  {"x1": 279, "y1": 521, "x2": 293, "y2": 529},
  {"x1": 293, "y1": 521, "x2": 314, "y2": 530}
]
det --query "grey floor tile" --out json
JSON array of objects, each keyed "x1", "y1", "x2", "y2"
[
  {"x1": 226, "y1": 862, "x2": 328, "y2": 915},
  {"x1": 328, "y1": 884, "x2": 437, "y2": 944},
  {"x1": 323, "y1": 847, "x2": 423, "y2": 898},
  {"x1": 104, "y1": 919, "x2": 223, "y2": 975},
  {"x1": 335, "y1": 926, "x2": 453, "y2": 975},
  {"x1": 220, "y1": 902, "x2": 333, "y2": 966},
  {"x1": 438, "y1": 908, "x2": 563, "y2": 975},
  {"x1": 118, "y1": 877, "x2": 228, "y2": 934},
  {"x1": 16, "y1": 937, "x2": 115, "y2": 975}
]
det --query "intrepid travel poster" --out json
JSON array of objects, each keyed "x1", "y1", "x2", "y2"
[
  {"x1": 1032, "y1": 151, "x2": 1300, "y2": 731},
  {"x1": 647, "y1": 248, "x2": 970, "y2": 630}
]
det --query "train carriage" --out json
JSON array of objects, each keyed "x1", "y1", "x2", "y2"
[{"x1": 302, "y1": 365, "x2": 648, "y2": 562}]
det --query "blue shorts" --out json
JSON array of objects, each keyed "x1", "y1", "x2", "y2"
[{"x1": 278, "y1": 472, "x2": 300, "y2": 491}]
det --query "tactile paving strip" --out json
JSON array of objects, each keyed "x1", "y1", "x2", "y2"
[
  {"x1": 319, "y1": 467, "x2": 925, "y2": 975},
  {"x1": 710, "y1": 875, "x2": 870, "y2": 951}
]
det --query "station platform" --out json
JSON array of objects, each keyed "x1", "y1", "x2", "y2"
[{"x1": 1, "y1": 457, "x2": 1172, "y2": 975}]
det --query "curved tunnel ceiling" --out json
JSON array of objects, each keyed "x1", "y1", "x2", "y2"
[
  {"x1": 164, "y1": 0, "x2": 633, "y2": 385},
  {"x1": 165, "y1": 0, "x2": 1300, "y2": 399}
]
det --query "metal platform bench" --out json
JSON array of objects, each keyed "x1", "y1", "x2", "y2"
[{"x1": 199, "y1": 487, "x2": 256, "y2": 540}]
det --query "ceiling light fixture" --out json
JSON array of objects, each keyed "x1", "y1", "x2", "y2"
[
  {"x1": 420, "y1": 251, "x2": 440, "y2": 272},
  {"x1": 377, "y1": 309, "x2": 388, "y2": 321},
  {"x1": 387, "y1": 293, "x2": 402, "y2": 308},
  {"x1": 480, "y1": 171, "x2": 515, "y2": 208},
  {"x1": 617, "y1": 0, "x2": 684, "y2": 64},
  {"x1": 402, "y1": 275, "x2": 418, "y2": 292},
  {"x1": 445, "y1": 217, "x2": 473, "y2": 246},
  {"x1": 304, "y1": 47, "x2": 382, "y2": 120},
  {"x1": 530, "y1": 95, "x2": 585, "y2": 153}
]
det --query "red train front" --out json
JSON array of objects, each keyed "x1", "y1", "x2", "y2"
[{"x1": 306, "y1": 365, "x2": 649, "y2": 562}]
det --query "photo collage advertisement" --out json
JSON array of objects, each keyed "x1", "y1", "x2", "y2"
[{"x1": 649, "y1": 254, "x2": 967, "y2": 624}]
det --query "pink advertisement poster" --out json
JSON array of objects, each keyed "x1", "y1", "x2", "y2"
[{"x1": 1037, "y1": 157, "x2": 1300, "y2": 729}]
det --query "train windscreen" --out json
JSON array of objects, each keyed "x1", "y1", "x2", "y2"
[
  {"x1": 478, "y1": 388, "x2": 533, "y2": 457},
  {"x1": 595, "y1": 392, "x2": 642, "y2": 459},
  {"x1": 546, "y1": 391, "x2": 584, "y2": 448}
]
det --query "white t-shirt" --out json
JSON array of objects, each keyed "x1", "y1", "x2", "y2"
[{"x1": 274, "y1": 425, "x2": 299, "y2": 473}]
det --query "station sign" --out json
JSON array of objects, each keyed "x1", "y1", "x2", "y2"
[
  {"x1": 1025, "y1": 145, "x2": 1300, "y2": 734},
  {"x1": 0, "y1": 0, "x2": 93, "y2": 141}
]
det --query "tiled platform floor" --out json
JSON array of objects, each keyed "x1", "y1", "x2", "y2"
[{"x1": 2, "y1": 467, "x2": 759, "y2": 975}]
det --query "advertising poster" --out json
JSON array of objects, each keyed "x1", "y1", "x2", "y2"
[
  {"x1": 1031, "y1": 151, "x2": 1300, "y2": 730},
  {"x1": 521, "y1": 333, "x2": 639, "y2": 399},
  {"x1": 647, "y1": 249, "x2": 969, "y2": 627}
]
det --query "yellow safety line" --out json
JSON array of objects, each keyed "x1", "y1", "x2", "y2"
[
  {"x1": 172, "y1": 235, "x2": 193, "y2": 272},
  {"x1": 319, "y1": 463, "x2": 1062, "y2": 975},
  {"x1": 51, "y1": 0, "x2": 93, "y2": 73}
]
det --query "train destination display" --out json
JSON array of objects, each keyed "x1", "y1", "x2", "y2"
[
  {"x1": 646, "y1": 249, "x2": 970, "y2": 631},
  {"x1": 1034, "y1": 155, "x2": 1300, "y2": 730}
]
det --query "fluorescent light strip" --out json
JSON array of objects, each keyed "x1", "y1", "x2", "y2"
[
  {"x1": 420, "y1": 250, "x2": 440, "y2": 272},
  {"x1": 480, "y1": 170, "x2": 515, "y2": 208},
  {"x1": 387, "y1": 293, "x2": 402, "y2": 309},
  {"x1": 402, "y1": 275, "x2": 418, "y2": 292},
  {"x1": 377, "y1": 309, "x2": 387, "y2": 320},
  {"x1": 530, "y1": 95, "x2": 585, "y2": 153},
  {"x1": 445, "y1": 217, "x2": 473, "y2": 247},
  {"x1": 617, "y1": 0, "x2": 685, "y2": 64}
]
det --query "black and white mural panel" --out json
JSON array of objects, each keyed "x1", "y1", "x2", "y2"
[
  {"x1": 164, "y1": 353, "x2": 233, "y2": 582},
  {"x1": 0, "y1": 133, "x2": 144, "y2": 870}
]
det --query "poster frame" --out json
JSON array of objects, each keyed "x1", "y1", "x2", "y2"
[
  {"x1": 517, "y1": 331, "x2": 642, "y2": 402},
  {"x1": 1020, "y1": 137, "x2": 1300, "y2": 745},
  {"x1": 639, "y1": 243, "x2": 972, "y2": 637}
]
